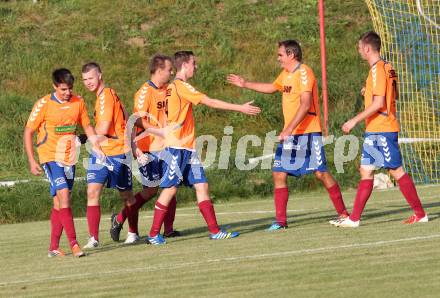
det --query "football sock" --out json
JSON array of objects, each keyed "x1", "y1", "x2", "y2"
[
  {"x1": 86, "y1": 205, "x2": 100, "y2": 240},
  {"x1": 274, "y1": 187, "x2": 289, "y2": 226},
  {"x1": 59, "y1": 208, "x2": 78, "y2": 248},
  {"x1": 326, "y1": 183, "x2": 349, "y2": 216},
  {"x1": 149, "y1": 201, "x2": 168, "y2": 237},
  {"x1": 116, "y1": 208, "x2": 126, "y2": 225},
  {"x1": 398, "y1": 173, "x2": 426, "y2": 218},
  {"x1": 49, "y1": 208, "x2": 63, "y2": 251},
  {"x1": 198, "y1": 200, "x2": 220, "y2": 234},
  {"x1": 118, "y1": 192, "x2": 150, "y2": 228},
  {"x1": 164, "y1": 196, "x2": 177, "y2": 234},
  {"x1": 349, "y1": 179, "x2": 374, "y2": 222}
]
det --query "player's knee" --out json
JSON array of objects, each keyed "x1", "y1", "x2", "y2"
[
  {"x1": 272, "y1": 172, "x2": 287, "y2": 187},
  {"x1": 388, "y1": 167, "x2": 405, "y2": 180},
  {"x1": 314, "y1": 171, "x2": 324, "y2": 181},
  {"x1": 359, "y1": 167, "x2": 374, "y2": 179}
]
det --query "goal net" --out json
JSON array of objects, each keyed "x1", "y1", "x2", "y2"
[{"x1": 365, "y1": 0, "x2": 440, "y2": 184}]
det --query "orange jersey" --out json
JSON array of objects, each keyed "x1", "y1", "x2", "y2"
[
  {"x1": 26, "y1": 93, "x2": 91, "y2": 165},
  {"x1": 364, "y1": 60, "x2": 400, "y2": 132},
  {"x1": 133, "y1": 81, "x2": 168, "y2": 152},
  {"x1": 165, "y1": 79, "x2": 205, "y2": 150},
  {"x1": 272, "y1": 64, "x2": 322, "y2": 135},
  {"x1": 94, "y1": 87, "x2": 129, "y2": 156}
]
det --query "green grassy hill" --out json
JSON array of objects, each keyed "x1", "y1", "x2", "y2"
[{"x1": 0, "y1": 0, "x2": 372, "y2": 222}]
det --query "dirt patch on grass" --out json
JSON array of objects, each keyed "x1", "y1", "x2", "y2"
[{"x1": 125, "y1": 37, "x2": 146, "y2": 48}]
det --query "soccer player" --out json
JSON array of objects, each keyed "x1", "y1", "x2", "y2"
[
  {"x1": 146, "y1": 50, "x2": 261, "y2": 245},
  {"x1": 81, "y1": 62, "x2": 138, "y2": 247},
  {"x1": 227, "y1": 40, "x2": 349, "y2": 230},
  {"x1": 109, "y1": 54, "x2": 181, "y2": 242},
  {"x1": 335, "y1": 31, "x2": 428, "y2": 227},
  {"x1": 24, "y1": 68, "x2": 102, "y2": 257}
]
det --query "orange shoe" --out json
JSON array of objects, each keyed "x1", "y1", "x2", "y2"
[
  {"x1": 403, "y1": 214, "x2": 429, "y2": 224},
  {"x1": 48, "y1": 249, "x2": 65, "y2": 258},
  {"x1": 71, "y1": 244, "x2": 86, "y2": 257}
]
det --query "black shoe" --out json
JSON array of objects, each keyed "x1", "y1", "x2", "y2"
[
  {"x1": 163, "y1": 230, "x2": 182, "y2": 238},
  {"x1": 110, "y1": 213, "x2": 123, "y2": 242}
]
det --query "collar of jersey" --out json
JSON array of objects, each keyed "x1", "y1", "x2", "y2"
[
  {"x1": 50, "y1": 93, "x2": 69, "y2": 104},
  {"x1": 147, "y1": 80, "x2": 159, "y2": 89},
  {"x1": 287, "y1": 63, "x2": 302, "y2": 74},
  {"x1": 97, "y1": 86, "x2": 107, "y2": 97},
  {"x1": 371, "y1": 58, "x2": 384, "y2": 67}
]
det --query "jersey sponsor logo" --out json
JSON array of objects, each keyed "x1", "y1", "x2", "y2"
[
  {"x1": 166, "y1": 88, "x2": 172, "y2": 96},
  {"x1": 283, "y1": 86, "x2": 292, "y2": 93},
  {"x1": 55, "y1": 125, "x2": 76, "y2": 134},
  {"x1": 282, "y1": 142, "x2": 301, "y2": 151},
  {"x1": 157, "y1": 100, "x2": 167, "y2": 110}
]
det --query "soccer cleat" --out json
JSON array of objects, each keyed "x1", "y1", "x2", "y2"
[
  {"x1": 147, "y1": 234, "x2": 166, "y2": 245},
  {"x1": 83, "y1": 236, "x2": 99, "y2": 249},
  {"x1": 209, "y1": 229, "x2": 239, "y2": 240},
  {"x1": 403, "y1": 214, "x2": 429, "y2": 224},
  {"x1": 71, "y1": 244, "x2": 86, "y2": 257},
  {"x1": 163, "y1": 230, "x2": 182, "y2": 238},
  {"x1": 48, "y1": 249, "x2": 65, "y2": 258},
  {"x1": 266, "y1": 222, "x2": 288, "y2": 231},
  {"x1": 334, "y1": 217, "x2": 360, "y2": 228},
  {"x1": 124, "y1": 232, "x2": 140, "y2": 244},
  {"x1": 329, "y1": 214, "x2": 349, "y2": 225},
  {"x1": 110, "y1": 212, "x2": 123, "y2": 242}
]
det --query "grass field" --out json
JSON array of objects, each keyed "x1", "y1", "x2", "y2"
[{"x1": 1, "y1": 185, "x2": 439, "y2": 297}]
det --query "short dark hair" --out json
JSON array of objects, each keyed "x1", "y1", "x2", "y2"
[
  {"x1": 149, "y1": 54, "x2": 173, "y2": 74},
  {"x1": 52, "y1": 68, "x2": 74, "y2": 87},
  {"x1": 278, "y1": 40, "x2": 302, "y2": 61},
  {"x1": 174, "y1": 51, "x2": 194, "y2": 71},
  {"x1": 81, "y1": 62, "x2": 102, "y2": 74},
  {"x1": 359, "y1": 31, "x2": 381, "y2": 51}
]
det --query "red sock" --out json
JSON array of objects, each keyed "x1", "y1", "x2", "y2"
[
  {"x1": 127, "y1": 192, "x2": 152, "y2": 233},
  {"x1": 149, "y1": 201, "x2": 168, "y2": 237},
  {"x1": 49, "y1": 208, "x2": 63, "y2": 251},
  {"x1": 274, "y1": 187, "x2": 288, "y2": 226},
  {"x1": 116, "y1": 208, "x2": 127, "y2": 224},
  {"x1": 326, "y1": 183, "x2": 349, "y2": 216},
  {"x1": 59, "y1": 208, "x2": 78, "y2": 248},
  {"x1": 349, "y1": 179, "x2": 374, "y2": 222},
  {"x1": 398, "y1": 173, "x2": 426, "y2": 218},
  {"x1": 164, "y1": 196, "x2": 177, "y2": 234},
  {"x1": 86, "y1": 205, "x2": 101, "y2": 240},
  {"x1": 198, "y1": 200, "x2": 220, "y2": 234}
]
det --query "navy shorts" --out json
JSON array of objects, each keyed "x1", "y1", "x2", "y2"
[
  {"x1": 86, "y1": 153, "x2": 133, "y2": 191},
  {"x1": 273, "y1": 132, "x2": 327, "y2": 177},
  {"x1": 42, "y1": 162, "x2": 75, "y2": 197},
  {"x1": 138, "y1": 151, "x2": 163, "y2": 188},
  {"x1": 361, "y1": 132, "x2": 402, "y2": 169},
  {"x1": 159, "y1": 148, "x2": 207, "y2": 188}
]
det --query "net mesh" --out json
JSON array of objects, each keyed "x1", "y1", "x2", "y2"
[{"x1": 365, "y1": 0, "x2": 440, "y2": 184}]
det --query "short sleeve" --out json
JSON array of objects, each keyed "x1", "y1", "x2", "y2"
[
  {"x1": 79, "y1": 100, "x2": 91, "y2": 128},
  {"x1": 272, "y1": 72, "x2": 284, "y2": 92},
  {"x1": 372, "y1": 65, "x2": 387, "y2": 96},
  {"x1": 299, "y1": 66, "x2": 315, "y2": 93},
  {"x1": 95, "y1": 90, "x2": 115, "y2": 122},
  {"x1": 26, "y1": 97, "x2": 48, "y2": 131},
  {"x1": 176, "y1": 81, "x2": 205, "y2": 105}
]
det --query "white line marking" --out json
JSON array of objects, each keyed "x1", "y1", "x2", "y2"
[{"x1": 1, "y1": 233, "x2": 439, "y2": 287}]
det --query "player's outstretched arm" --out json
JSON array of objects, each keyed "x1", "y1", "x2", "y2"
[
  {"x1": 200, "y1": 96, "x2": 261, "y2": 115},
  {"x1": 227, "y1": 74, "x2": 277, "y2": 94},
  {"x1": 342, "y1": 95, "x2": 385, "y2": 134},
  {"x1": 23, "y1": 127, "x2": 42, "y2": 175}
]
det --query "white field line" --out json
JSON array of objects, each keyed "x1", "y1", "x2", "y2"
[{"x1": 1, "y1": 233, "x2": 439, "y2": 287}]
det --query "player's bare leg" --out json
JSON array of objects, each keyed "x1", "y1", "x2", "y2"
[
  {"x1": 389, "y1": 166, "x2": 427, "y2": 223},
  {"x1": 269, "y1": 172, "x2": 289, "y2": 230},
  {"x1": 314, "y1": 171, "x2": 349, "y2": 223}
]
